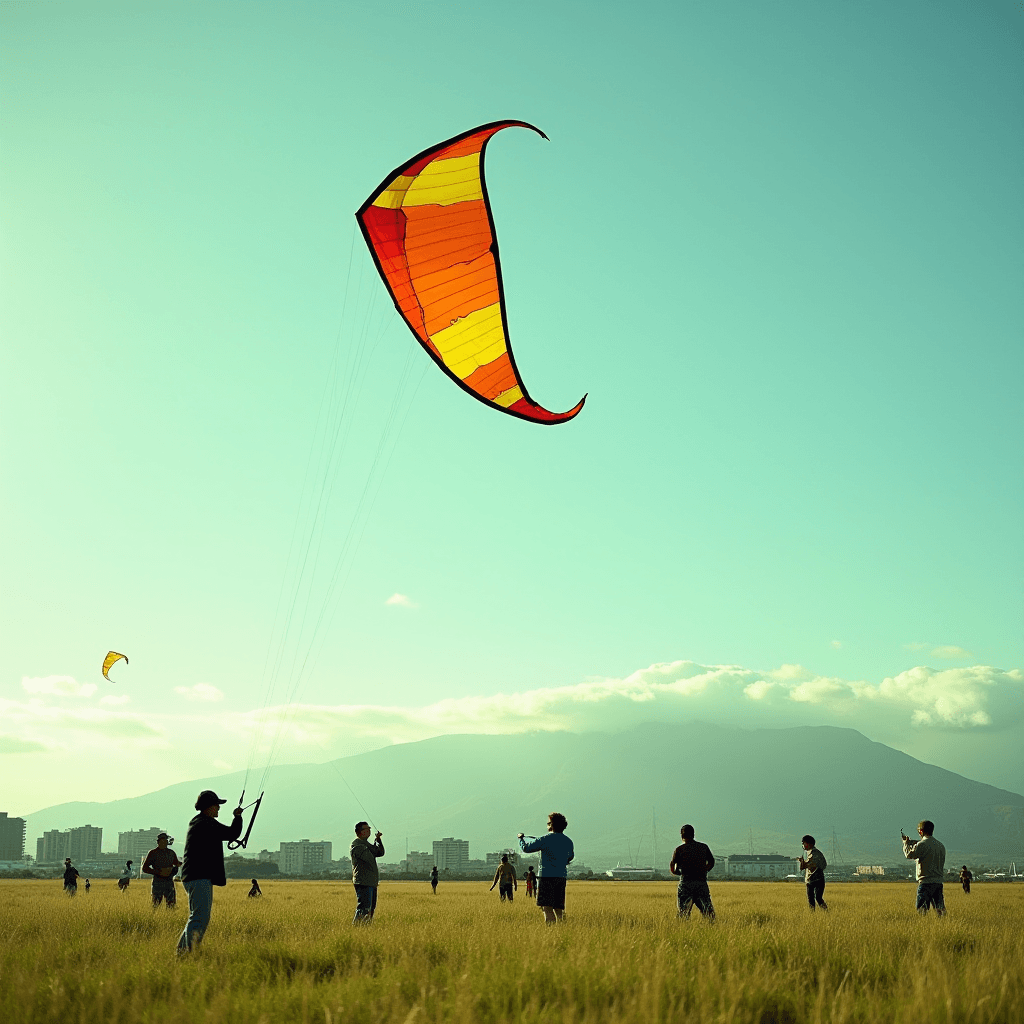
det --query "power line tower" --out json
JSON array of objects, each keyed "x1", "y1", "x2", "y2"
[{"x1": 830, "y1": 827, "x2": 844, "y2": 865}]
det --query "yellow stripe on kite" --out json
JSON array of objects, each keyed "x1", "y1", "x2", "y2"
[
  {"x1": 493, "y1": 384, "x2": 524, "y2": 408},
  {"x1": 430, "y1": 303, "x2": 507, "y2": 379},
  {"x1": 373, "y1": 155, "x2": 484, "y2": 209}
]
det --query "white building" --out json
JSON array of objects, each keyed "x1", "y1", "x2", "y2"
[
  {"x1": 404, "y1": 851, "x2": 434, "y2": 873},
  {"x1": 433, "y1": 837, "x2": 469, "y2": 873},
  {"x1": 118, "y1": 828, "x2": 167, "y2": 867},
  {"x1": 279, "y1": 840, "x2": 332, "y2": 875},
  {"x1": 725, "y1": 855, "x2": 799, "y2": 879}
]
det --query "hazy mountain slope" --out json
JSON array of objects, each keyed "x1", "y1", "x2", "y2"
[{"x1": 22, "y1": 724, "x2": 1024, "y2": 866}]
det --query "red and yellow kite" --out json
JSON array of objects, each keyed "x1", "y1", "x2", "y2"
[{"x1": 357, "y1": 121, "x2": 585, "y2": 424}]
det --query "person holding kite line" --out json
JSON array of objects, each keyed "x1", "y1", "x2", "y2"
[
  {"x1": 430, "y1": 865, "x2": 438, "y2": 894},
  {"x1": 350, "y1": 821, "x2": 385, "y2": 924},
  {"x1": 177, "y1": 790, "x2": 243, "y2": 953},
  {"x1": 902, "y1": 820, "x2": 946, "y2": 915},
  {"x1": 798, "y1": 835, "x2": 828, "y2": 911},
  {"x1": 518, "y1": 813, "x2": 574, "y2": 925},
  {"x1": 142, "y1": 832, "x2": 180, "y2": 909}
]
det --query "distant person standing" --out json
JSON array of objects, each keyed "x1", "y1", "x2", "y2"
[
  {"x1": 519, "y1": 812, "x2": 574, "y2": 925},
  {"x1": 177, "y1": 790, "x2": 244, "y2": 953},
  {"x1": 490, "y1": 854, "x2": 518, "y2": 902},
  {"x1": 902, "y1": 820, "x2": 946, "y2": 916},
  {"x1": 430, "y1": 865, "x2": 438, "y2": 894},
  {"x1": 798, "y1": 835, "x2": 828, "y2": 911},
  {"x1": 62, "y1": 858, "x2": 80, "y2": 896},
  {"x1": 525, "y1": 865, "x2": 537, "y2": 899},
  {"x1": 350, "y1": 821, "x2": 385, "y2": 925},
  {"x1": 959, "y1": 865, "x2": 972, "y2": 894},
  {"x1": 142, "y1": 832, "x2": 181, "y2": 909},
  {"x1": 118, "y1": 861, "x2": 133, "y2": 891},
  {"x1": 248, "y1": 878, "x2": 262, "y2": 898},
  {"x1": 669, "y1": 824, "x2": 716, "y2": 920},
  {"x1": 84, "y1": 878, "x2": 91, "y2": 893}
]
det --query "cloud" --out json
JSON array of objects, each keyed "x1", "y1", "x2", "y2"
[
  {"x1": 0, "y1": 698, "x2": 162, "y2": 740},
  {"x1": 385, "y1": 593, "x2": 418, "y2": 608},
  {"x1": 931, "y1": 645, "x2": 972, "y2": 660},
  {"x1": 0, "y1": 735, "x2": 48, "y2": 754},
  {"x1": 232, "y1": 661, "x2": 1024, "y2": 757},
  {"x1": 99, "y1": 694, "x2": 131, "y2": 706},
  {"x1": 174, "y1": 683, "x2": 224, "y2": 702},
  {"x1": 22, "y1": 675, "x2": 96, "y2": 698},
  {"x1": 830, "y1": 640, "x2": 843, "y2": 650}
]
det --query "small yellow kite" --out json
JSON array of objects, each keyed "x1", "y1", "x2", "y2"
[{"x1": 102, "y1": 651, "x2": 128, "y2": 682}]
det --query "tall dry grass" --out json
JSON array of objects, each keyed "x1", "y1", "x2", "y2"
[{"x1": 0, "y1": 879, "x2": 1021, "y2": 1023}]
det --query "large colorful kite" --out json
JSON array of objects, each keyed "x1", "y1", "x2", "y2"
[{"x1": 357, "y1": 120, "x2": 585, "y2": 424}]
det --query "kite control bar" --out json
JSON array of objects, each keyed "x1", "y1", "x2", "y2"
[{"x1": 227, "y1": 792, "x2": 264, "y2": 851}]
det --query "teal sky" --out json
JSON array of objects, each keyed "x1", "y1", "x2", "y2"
[{"x1": 3, "y1": 1, "x2": 1022, "y2": 817}]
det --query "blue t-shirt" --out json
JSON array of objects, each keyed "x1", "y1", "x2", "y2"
[{"x1": 519, "y1": 833, "x2": 574, "y2": 878}]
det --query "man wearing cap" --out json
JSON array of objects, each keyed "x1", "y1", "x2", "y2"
[
  {"x1": 142, "y1": 832, "x2": 181, "y2": 909},
  {"x1": 177, "y1": 790, "x2": 243, "y2": 953}
]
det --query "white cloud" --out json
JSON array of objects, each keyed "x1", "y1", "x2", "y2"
[
  {"x1": 230, "y1": 661, "x2": 1024, "y2": 757},
  {"x1": 830, "y1": 640, "x2": 843, "y2": 650},
  {"x1": 385, "y1": 593, "x2": 418, "y2": 608},
  {"x1": 174, "y1": 683, "x2": 224, "y2": 702},
  {"x1": 931, "y1": 645, "x2": 972, "y2": 660},
  {"x1": 22, "y1": 675, "x2": 96, "y2": 698},
  {"x1": 99, "y1": 694, "x2": 131, "y2": 706}
]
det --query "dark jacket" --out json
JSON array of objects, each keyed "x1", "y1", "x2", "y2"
[
  {"x1": 350, "y1": 837, "x2": 385, "y2": 886},
  {"x1": 181, "y1": 812, "x2": 243, "y2": 886}
]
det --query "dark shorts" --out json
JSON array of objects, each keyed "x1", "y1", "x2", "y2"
[
  {"x1": 117, "y1": 878, "x2": 130, "y2": 890},
  {"x1": 536, "y1": 876, "x2": 567, "y2": 909}
]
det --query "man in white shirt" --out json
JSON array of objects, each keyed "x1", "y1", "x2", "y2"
[{"x1": 902, "y1": 819, "x2": 946, "y2": 916}]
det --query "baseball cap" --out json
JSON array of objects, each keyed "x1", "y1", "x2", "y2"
[{"x1": 195, "y1": 790, "x2": 227, "y2": 811}]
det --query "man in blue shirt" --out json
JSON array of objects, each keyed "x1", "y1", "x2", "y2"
[{"x1": 518, "y1": 812, "x2": 574, "y2": 924}]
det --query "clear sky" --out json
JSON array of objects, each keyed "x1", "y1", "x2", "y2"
[{"x1": 3, "y1": 1, "x2": 1022, "y2": 818}]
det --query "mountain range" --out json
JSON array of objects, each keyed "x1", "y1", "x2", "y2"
[{"x1": 21, "y1": 723, "x2": 1024, "y2": 867}]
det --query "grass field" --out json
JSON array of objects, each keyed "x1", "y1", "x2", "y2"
[{"x1": 1, "y1": 878, "x2": 1021, "y2": 1023}]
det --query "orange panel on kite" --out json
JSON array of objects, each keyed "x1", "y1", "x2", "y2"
[{"x1": 356, "y1": 121, "x2": 586, "y2": 425}]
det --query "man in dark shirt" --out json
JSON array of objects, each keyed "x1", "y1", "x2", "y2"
[
  {"x1": 350, "y1": 821, "x2": 385, "y2": 924},
  {"x1": 142, "y1": 832, "x2": 181, "y2": 908},
  {"x1": 62, "y1": 858, "x2": 80, "y2": 896},
  {"x1": 669, "y1": 824, "x2": 716, "y2": 920},
  {"x1": 176, "y1": 790, "x2": 243, "y2": 953}
]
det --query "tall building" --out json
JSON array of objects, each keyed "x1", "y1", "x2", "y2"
[
  {"x1": 66, "y1": 825, "x2": 102, "y2": 860},
  {"x1": 432, "y1": 837, "x2": 469, "y2": 873},
  {"x1": 0, "y1": 812, "x2": 26, "y2": 860},
  {"x1": 278, "y1": 840, "x2": 332, "y2": 875},
  {"x1": 118, "y1": 828, "x2": 166, "y2": 866},
  {"x1": 36, "y1": 829, "x2": 67, "y2": 863}
]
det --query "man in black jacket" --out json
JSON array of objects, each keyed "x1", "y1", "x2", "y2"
[
  {"x1": 176, "y1": 790, "x2": 243, "y2": 953},
  {"x1": 669, "y1": 824, "x2": 716, "y2": 920}
]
